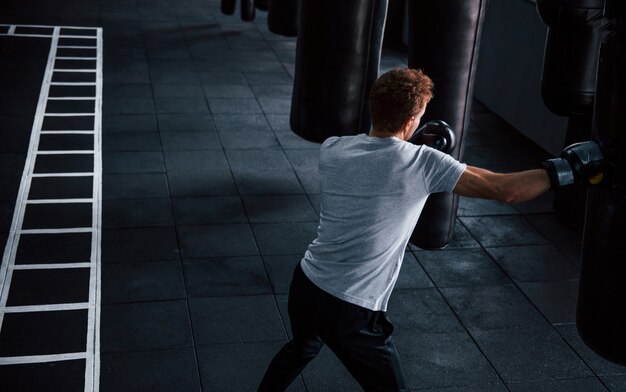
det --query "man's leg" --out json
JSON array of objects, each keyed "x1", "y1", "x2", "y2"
[
  {"x1": 323, "y1": 306, "x2": 408, "y2": 392},
  {"x1": 258, "y1": 263, "x2": 324, "y2": 391}
]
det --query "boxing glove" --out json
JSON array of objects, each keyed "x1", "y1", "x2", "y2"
[
  {"x1": 541, "y1": 140, "x2": 605, "y2": 189},
  {"x1": 408, "y1": 120, "x2": 457, "y2": 154}
]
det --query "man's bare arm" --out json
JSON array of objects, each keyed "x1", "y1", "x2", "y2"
[{"x1": 453, "y1": 165, "x2": 551, "y2": 204}]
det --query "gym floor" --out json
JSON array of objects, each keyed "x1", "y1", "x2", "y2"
[{"x1": 1, "y1": 0, "x2": 625, "y2": 391}]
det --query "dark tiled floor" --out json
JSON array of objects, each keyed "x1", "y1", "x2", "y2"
[{"x1": 1, "y1": 0, "x2": 626, "y2": 391}]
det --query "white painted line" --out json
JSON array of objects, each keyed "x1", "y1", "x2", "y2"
[
  {"x1": 41, "y1": 131, "x2": 95, "y2": 134},
  {"x1": 88, "y1": 26, "x2": 104, "y2": 392},
  {"x1": 6, "y1": 33, "x2": 54, "y2": 38},
  {"x1": 48, "y1": 97, "x2": 96, "y2": 100},
  {"x1": 26, "y1": 199, "x2": 94, "y2": 204},
  {"x1": 44, "y1": 113, "x2": 95, "y2": 116},
  {"x1": 13, "y1": 263, "x2": 92, "y2": 270},
  {"x1": 58, "y1": 35, "x2": 97, "y2": 39},
  {"x1": 37, "y1": 150, "x2": 95, "y2": 155},
  {"x1": 19, "y1": 228, "x2": 94, "y2": 234},
  {"x1": 54, "y1": 69, "x2": 97, "y2": 73},
  {"x1": 57, "y1": 46, "x2": 97, "y2": 49},
  {"x1": 7, "y1": 25, "x2": 16, "y2": 35},
  {"x1": 56, "y1": 57, "x2": 98, "y2": 60},
  {"x1": 50, "y1": 82, "x2": 96, "y2": 86},
  {"x1": 0, "y1": 352, "x2": 87, "y2": 365},
  {"x1": 2, "y1": 302, "x2": 90, "y2": 313},
  {"x1": 32, "y1": 173, "x2": 94, "y2": 177}
]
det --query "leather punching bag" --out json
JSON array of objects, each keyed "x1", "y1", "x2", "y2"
[
  {"x1": 577, "y1": 0, "x2": 626, "y2": 365},
  {"x1": 268, "y1": 0, "x2": 299, "y2": 37},
  {"x1": 537, "y1": 0, "x2": 605, "y2": 116},
  {"x1": 536, "y1": 0, "x2": 606, "y2": 229},
  {"x1": 407, "y1": 0, "x2": 487, "y2": 249},
  {"x1": 290, "y1": 0, "x2": 389, "y2": 142}
]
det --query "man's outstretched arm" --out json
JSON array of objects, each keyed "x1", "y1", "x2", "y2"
[{"x1": 453, "y1": 166, "x2": 551, "y2": 204}]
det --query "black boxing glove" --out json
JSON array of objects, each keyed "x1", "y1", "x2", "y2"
[
  {"x1": 541, "y1": 140, "x2": 605, "y2": 189},
  {"x1": 408, "y1": 120, "x2": 457, "y2": 154}
]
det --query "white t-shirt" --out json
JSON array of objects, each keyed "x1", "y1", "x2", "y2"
[{"x1": 301, "y1": 133, "x2": 466, "y2": 311}]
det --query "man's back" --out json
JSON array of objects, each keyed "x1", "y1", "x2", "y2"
[{"x1": 301, "y1": 134, "x2": 466, "y2": 311}]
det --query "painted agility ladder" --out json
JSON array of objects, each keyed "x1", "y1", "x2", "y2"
[{"x1": 0, "y1": 24, "x2": 102, "y2": 391}]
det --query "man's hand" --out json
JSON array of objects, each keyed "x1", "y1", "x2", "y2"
[{"x1": 541, "y1": 141, "x2": 605, "y2": 189}]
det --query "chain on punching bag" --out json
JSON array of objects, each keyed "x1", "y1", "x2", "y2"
[
  {"x1": 577, "y1": 0, "x2": 626, "y2": 365},
  {"x1": 290, "y1": 0, "x2": 388, "y2": 142},
  {"x1": 406, "y1": 0, "x2": 487, "y2": 249}
]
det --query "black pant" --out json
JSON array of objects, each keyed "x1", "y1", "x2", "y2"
[{"x1": 258, "y1": 263, "x2": 408, "y2": 392}]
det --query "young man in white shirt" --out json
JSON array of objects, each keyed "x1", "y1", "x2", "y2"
[{"x1": 258, "y1": 68, "x2": 603, "y2": 392}]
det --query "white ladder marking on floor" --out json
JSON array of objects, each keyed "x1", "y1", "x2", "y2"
[{"x1": 0, "y1": 24, "x2": 102, "y2": 392}]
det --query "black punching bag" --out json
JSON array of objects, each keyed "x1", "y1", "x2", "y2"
[
  {"x1": 290, "y1": 0, "x2": 388, "y2": 142},
  {"x1": 577, "y1": 0, "x2": 626, "y2": 365},
  {"x1": 268, "y1": 0, "x2": 299, "y2": 37},
  {"x1": 537, "y1": 0, "x2": 605, "y2": 115},
  {"x1": 537, "y1": 0, "x2": 606, "y2": 229},
  {"x1": 407, "y1": 0, "x2": 487, "y2": 249}
]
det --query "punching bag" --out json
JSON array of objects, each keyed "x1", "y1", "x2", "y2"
[
  {"x1": 406, "y1": 0, "x2": 487, "y2": 249},
  {"x1": 268, "y1": 0, "x2": 299, "y2": 37},
  {"x1": 536, "y1": 0, "x2": 606, "y2": 229},
  {"x1": 537, "y1": 0, "x2": 605, "y2": 116},
  {"x1": 290, "y1": 0, "x2": 388, "y2": 142},
  {"x1": 577, "y1": 0, "x2": 626, "y2": 365}
]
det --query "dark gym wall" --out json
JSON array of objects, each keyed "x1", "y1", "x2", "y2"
[{"x1": 473, "y1": 0, "x2": 568, "y2": 156}]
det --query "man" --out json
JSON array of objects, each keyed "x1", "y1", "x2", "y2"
[{"x1": 258, "y1": 68, "x2": 603, "y2": 391}]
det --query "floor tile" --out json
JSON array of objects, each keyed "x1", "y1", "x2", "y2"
[
  {"x1": 103, "y1": 151, "x2": 165, "y2": 173},
  {"x1": 471, "y1": 325, "x2": 592, "y2": 383},
  {"x1": 101, "y1": 261, "x2": 186, "y2": 304},
  {"x1": 157, "y1": 113, "x2": 215, "y2": 132},
  {"x1": 159, "y1": 130, "x2": 222, "y2": 150},
  {"x1": 518, "y1": 279, "x2": 579, "y2": 325},
  {"x1": 0, "y1": 310, "x2": 87, "y2": 356},
  {"x1": 197, "y1": 342, "x2": 306, "y2": 392},
  {"x1": 177, "y1": 223, "x2": 258, "y2": 258},
  {"x1": 556, "y1": 324, "x2": 626, "y2": 377},
  {"x1": 102, "y1": 173, "x2": 169, "y2": 199},
  {"x1": 601, "y1": 375, "x2": 626, "y2": 392},
  {"x1": 183, "y1": 256, "x2": 272, "y2": 297},
  {"x1": 388, "y1": 288, "x2": 465, "y2": 336},
  {"x1": 102, "y1": 131, "x2": 162, "y2": 151},
  {"x1": 167, "y1": 169, "x2": 239, "y2": 196},
  {"x1": 102, "y1": 198, "x2": 174, "y2": 228},
  {"x1": 486, "y1": 245, "x2": 579, "y2": 282},
  {"x1": 231, "y1": 169, "x2": 305, "y2": 195},
  {"x1": 101, "y1": 226, "x2": 180, "y2": 263},
  {"x1": 189, "y1": 295, "x2": 285, "y2": 344},
  {"x1": 164, "y1": 150, "x2": 230, "y2": 173},
  {"x1": 441, "y1": 284, "x2": 549, "y2": 331},
  {"x1": 507, "y1": 378, "x2": 607, "y2": 392},
  {"x1": 395, "y1": 332, "x2": 502, "y2": 391},
  {"x1": 458, "y1": 196, "x2": 518, "y2": 217},
  {"x1": 263, "y1": 255, "x2": 301, "y2": 294},
  {"x1": 459, "y1": 215, "x2": 549, "y2": 247},
  {"x1": 154, "y1": 97, "x2": 209, "y2": 114},
  {"x1": 415, "y1": 248, "x2": 510, "y2": 288},
  {"x1": 103, "y1": 114, "x2": 158, "y2": 133},
  {"x1": 172, "y1": 196, "x2": 247, "y2": 224},
  {"x1": 251, "y1": 222, "x2": 318, "y2": 255},
  {"x1": 100, "y1": 348, "x2": 201, "y2": 392},
  {"x1": 395, "y1": 252, "x2": 435, "y2": 290},
  {"x1": 100, "y1": 300, "x2": 193, "y2": 352},
  {"x1": 7, "y1": 268, "x2": 90, "y2": 306},
  {"x1": 22, "y1": 202, "x2": 92, "y2": 229},
  {"x1": 208, "y1": 98, "x2": 262, "y2": 114},
  {"x1": 0, "y1": 360, "x2": 85, "y2": 392},
  {"x1": 243, "y1": 195, "x2": 318, "y2": 223}
]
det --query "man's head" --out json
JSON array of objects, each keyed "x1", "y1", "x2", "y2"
[{"x1": 369, "y1": 68, "x2": 434, "y2": 137}]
